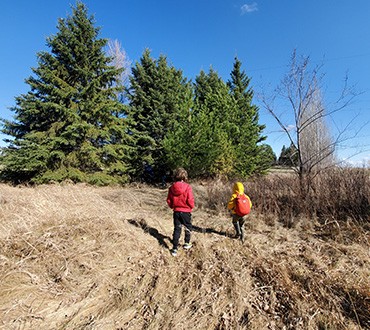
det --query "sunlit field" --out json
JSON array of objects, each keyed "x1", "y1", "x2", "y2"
[{"x1": 0, "y1": 176, "x2": 369, "y2": 329}]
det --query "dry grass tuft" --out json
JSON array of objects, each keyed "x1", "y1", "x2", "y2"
[{"x1": 0, "y1": 181, "x2": 369, "y2": 329}]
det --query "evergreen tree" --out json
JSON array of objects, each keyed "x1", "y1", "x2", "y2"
[
  {"x1": 278, "y1": 145, "x2": 287, "y2": 165},
  {"x1": 256, "y1": 144, "x2": 277, "y2": 171},
  {"x1": 162, "y1": 60, "x2": 271, "y2": 179},
  {"x1": 126, "y1": 49, "x2": 192, "y2": 181},
  {"x1": 164, "y1": 105, "x2": 219, "y2": 178},
  {"x1": 194, "y1": 69, "x2": 237, "y2": 177},
  {"x1": 228, "y1": 57, "x2": 268, "y2": 176},
  {"x1": 168, "y1": 69, "x2": 237, "y2": 178},
  {"x1": 1, "y1": 2, "x2": 129, "y2": 184},
  {"x1": 278, "y1": 143, "x2": 298, "y2": 166}
]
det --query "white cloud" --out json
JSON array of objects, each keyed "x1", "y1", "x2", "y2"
[
  {"x1": 241, "y1": 2, "x2": 258, "y2": 14},
  {"x1": 285, "y1": 124, "x2": 295, "y2": 132},
  {"x1": 340, "y1": 154, "x2": 370, "y2": 168}
]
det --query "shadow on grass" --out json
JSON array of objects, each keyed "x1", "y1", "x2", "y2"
[
  {"x1": 192, "y1": 225, "x2": 230, "y2": 237},
  {"x1": 128, "y1": 218, "x2": 172, "y2": 249}
]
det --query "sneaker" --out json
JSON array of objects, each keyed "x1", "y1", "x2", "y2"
[
  {"x1": 183, "y1": 243, "x2": 192, "y2": 250},
  {"x1": 171, "y1": 249, "x2": 178, "y2": 256}
]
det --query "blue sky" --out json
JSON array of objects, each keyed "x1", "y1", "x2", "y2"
[{"x1": 1, "y1": 1, "x2": 369, "y2": 165}]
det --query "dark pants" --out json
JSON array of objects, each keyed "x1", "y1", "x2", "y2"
[
  {"x1": 232, "y1": 214, "x2": 246, "y2": 238},
  {"x1": 172, "y1": 211, "x2": 192, "y2": 249}
]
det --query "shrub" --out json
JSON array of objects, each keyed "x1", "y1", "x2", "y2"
[
  {"x1": 36, "y1": 167, "x2": 86, "y2": 184},
  {"x1": 87, "y1": 172, "x2": 120, "y2": 186}
]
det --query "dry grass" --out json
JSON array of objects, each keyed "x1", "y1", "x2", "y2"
[
  {"x1": 0, "y1": 182, "x2": 369, "y2": 329},
  {"x1": 248, "y1": 168, "x2": 370, "y2": 224}
]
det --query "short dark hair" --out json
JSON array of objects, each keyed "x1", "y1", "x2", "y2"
[{"x1": 173, "y1": 167, "x2": 188, "y2": 182}]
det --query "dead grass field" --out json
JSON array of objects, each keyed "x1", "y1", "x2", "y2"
[{"x1": 0, "y1": 182, "x2": 369, "y2": 329}]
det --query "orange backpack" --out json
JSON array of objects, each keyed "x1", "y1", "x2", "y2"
[{"x1": 235, "y1": 193, "x2": 251, "y2": 216}]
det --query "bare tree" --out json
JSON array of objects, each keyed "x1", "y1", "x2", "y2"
[
  {"x1": 260, "y1": 50, "x2": 360, "y2": 195},
  {"x1": 299, "y1": 87, "x2": 336, "y2": 173},
  {"x1": 107, "y1": 39, "x2": 131, "y2": 88}
]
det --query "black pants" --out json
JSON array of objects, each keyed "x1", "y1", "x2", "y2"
[
  {"x1": 172, "y1": 211, "x2": 192, "y2": 249},
  {"x1": 232, "y1": 214, "x2": 246, "y2": 237}
]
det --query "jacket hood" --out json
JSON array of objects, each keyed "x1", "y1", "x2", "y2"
[
  {"x1": 233, "y1": 182, "x2": 244, "y2": 194},
  {"x1": 170, "y1": 181, "x2": 189, "y2": 196}
]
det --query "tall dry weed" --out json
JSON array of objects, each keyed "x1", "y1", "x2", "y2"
[{"x1": 248, "y1": 168, "x2": 369, "y2": 226}]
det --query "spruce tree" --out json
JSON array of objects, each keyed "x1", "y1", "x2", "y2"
[
  {"x1": 166, "y1": 60, "x2": 271, "y2": 179},
  {"x1": 194, "y1": 69, "x2": 237, "y2": 177},
  {"x1": 228, "y1": 57, "x2": 268, "y2": 176},
  {"x1": 1, "y1": 2, "x2": 129, "y2": 184},
  {"x1": 278, "y1": 143, "x2": 298, "y2": 166},
  {"x1": 168, "y1": 69, "x2": 237, "y2": 178},
  {"x1": 126, "y1": 49, "x2": 192, "y2": 181},
  {"x1": 256, "y1": 144, "x2": 277, "y2": 171}
]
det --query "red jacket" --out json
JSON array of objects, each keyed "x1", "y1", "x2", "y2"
[{"x1": 167, "y1": 181, "x2": 194, "y2": 212}]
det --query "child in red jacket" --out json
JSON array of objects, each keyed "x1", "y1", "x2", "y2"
[{"x1": 167, "y1": 168, "x2": 195, "y2": 256}]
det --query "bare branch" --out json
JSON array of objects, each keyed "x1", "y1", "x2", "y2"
[
  {"x1": 260, "y1": 49, "x2": 367, "y2": 194},
  {"x1": 107, "y1": 39, "x2": 131, "y2": 87}
]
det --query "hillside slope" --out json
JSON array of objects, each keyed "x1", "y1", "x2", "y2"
[{"x1": 0, "y1": 183, "x2": 369, "y2": 329}]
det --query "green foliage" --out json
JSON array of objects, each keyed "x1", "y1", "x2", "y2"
[
  {"x1": 191, "y1": 69, "x2": 238, "y2": 177},
  {"x1": 164, "y1": 60, "x2": 271, "y2": 179},
  {"x1": 0, "y1": 138, "x2": 49, "y2": 183},
  {"x1": 227, "y1": 57, "x2": 269, "y2": 176},
  {"x1": 32, "y1": 167, "x2": 127, "y2": 185},
  {"x1": 126, "y1": 49, "x2": 193, "y2": 180},
  {"x1": 0, "y1": 2, "x2": 129, "y2": 184},
  {"x1": 86, "y1": 172, "x2": 122, "y2": 186},
  {"x1": 255, "y1": 144, "x2": 277, "y2": 172},
  {"x1": 278, "y1": 143, "x2": 298, "y2": 166},
  {"x1": 37, "y1": 167, "x2": 86, "y2": 184},
  {"x1": 0, "y1": 3, "x2": 273, "y2": 184},
  {"x1": 164, "y1": 69, "x2": 236, "y2": 178}
]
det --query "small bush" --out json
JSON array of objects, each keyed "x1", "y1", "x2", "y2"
[
  {"x1": 36, "y1": 167, "x2": 86, "y2": 184},
  {"x1": 86, "y1": 172, "x2": 122, "y2": 186}
]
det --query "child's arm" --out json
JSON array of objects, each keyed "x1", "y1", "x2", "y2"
[
  {"x1": 166, "y1": 190, "x2": 173, "y2": 209},
  {"x1": 186, "y1": 185, "x2": 195, "y2": 209},
  {"x1": 227, "y1": 194, "x2": 236, "y2": 211}
]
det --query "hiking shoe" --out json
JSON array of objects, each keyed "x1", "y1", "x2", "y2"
[
  {"x1": 171, "y1": 249, "x2": 178, "y2": 257},
  {"x1": 183, "y1": 243, "x2": 192, "y2": 250}
]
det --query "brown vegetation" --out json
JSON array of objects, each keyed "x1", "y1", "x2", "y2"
[{"x1": 0, "y1": 173, "x2": 369, "y2": 329}]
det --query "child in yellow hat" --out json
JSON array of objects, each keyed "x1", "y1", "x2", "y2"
[{"x1": 227, "y1": 182, "x2": 252, "y2": 242}]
